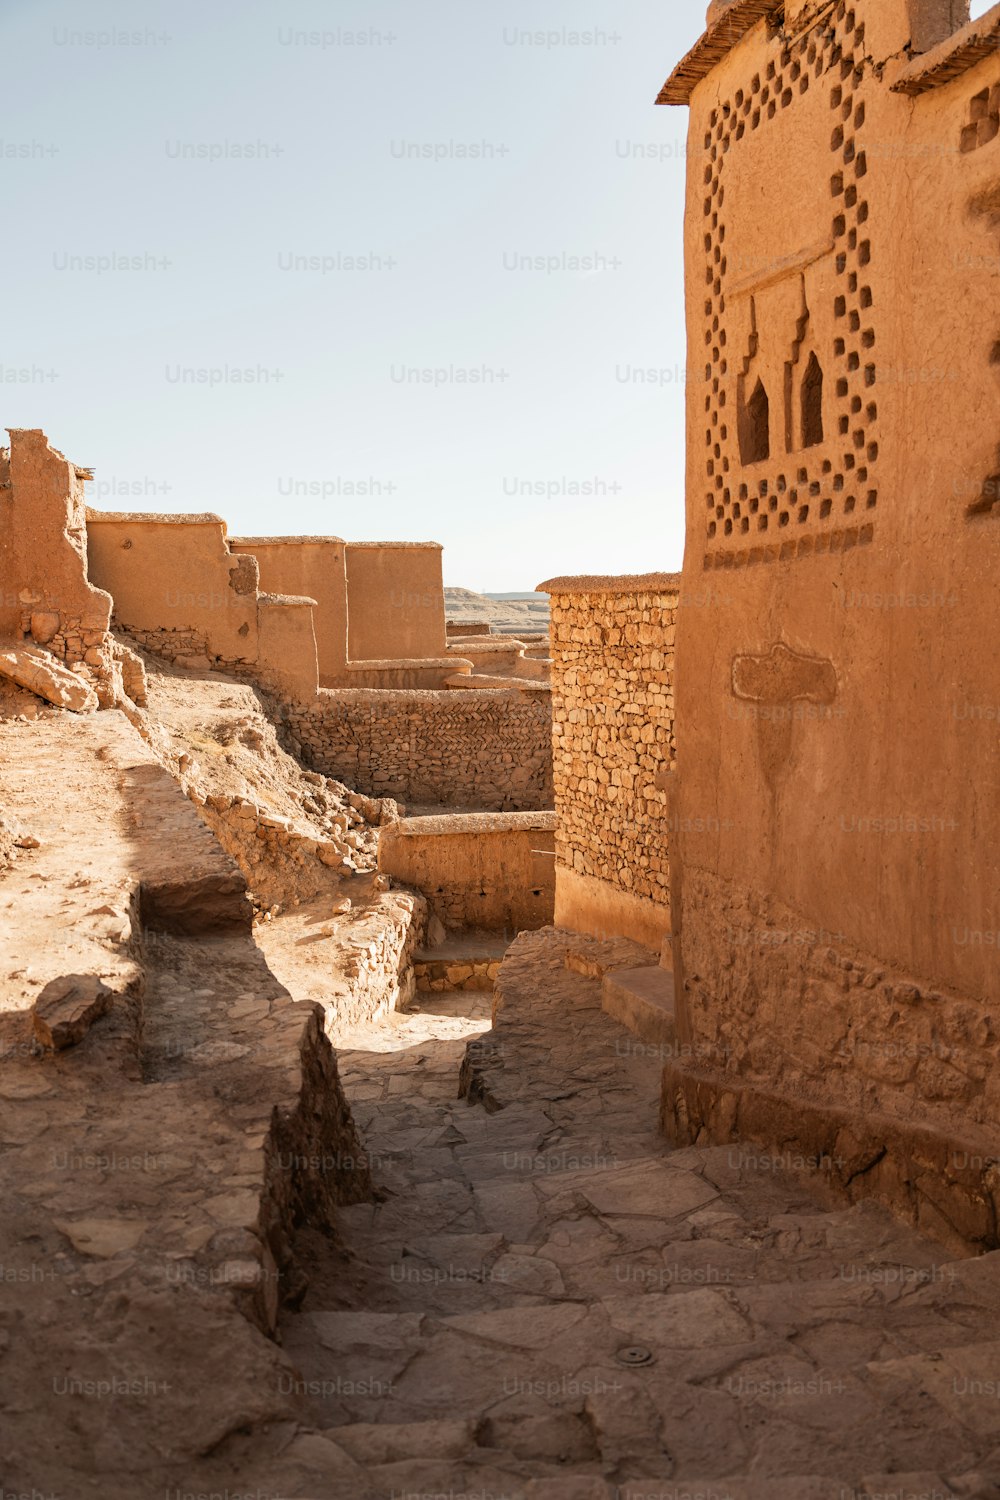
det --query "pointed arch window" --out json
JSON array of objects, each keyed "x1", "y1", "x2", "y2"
[
  {"x1": 740, "y1": 377, "x2": 770, "y2": 465},
  {"x1": 801, "y1": 352, "x2": 824, "y2": 449}
]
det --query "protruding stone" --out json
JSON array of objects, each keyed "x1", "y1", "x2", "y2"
[
  {"x1": 29, "y1": 611, "x2": 60, "y2": 645},
  {"x1": 0, "y1": 646, "x2": 99, "y2": 712},
  {"x1": 32, "y1": 974, "x2": 114, "y2": 1050}
]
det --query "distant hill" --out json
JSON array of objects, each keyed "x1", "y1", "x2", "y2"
[{"x1": 444, "y1": 587, "x2": 550, "y2": 636}]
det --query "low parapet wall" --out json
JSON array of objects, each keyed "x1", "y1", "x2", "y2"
[
  {"x1": 379, "y1": 811, "x2": 557, "y2": 932},
  {"x1": 282, "y1": 688, "x2": 554, "y2": 811},
  {"x1": 539, "y1": 573, "x2": 679, "y2": 952}
]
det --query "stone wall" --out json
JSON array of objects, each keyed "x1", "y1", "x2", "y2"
[
  {"x1": 656, "y1": 0, "x2": 1000, "y2": 1239},
  {"x1": 378, "y1": 812, "x2": 557, "y2": 932},
  {"x1": 345, "y1": 542, "x2": 446, "y2": 663},
  {"x1": 86, "y1": 513, "x2": 261, "y2": 666},
  {"x1": 283, "y1": 689, "x2": 554, "y2": 811},
  {"x1": 230, "y1": 537, "x2": 349, "y2": 685},
  {"x1": 540, "y1": 575, "x2": 679, "y2": 952}
]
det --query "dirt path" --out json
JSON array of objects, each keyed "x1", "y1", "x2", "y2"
[{"x1": 280, "y1": 929, "x2": 1000, "y2": 1499}]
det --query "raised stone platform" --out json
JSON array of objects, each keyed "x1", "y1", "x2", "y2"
[{"x1": 602, "y1": 964, "x2": 676, "y2": 1048}]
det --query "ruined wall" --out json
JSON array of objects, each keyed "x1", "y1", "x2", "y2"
[
  {"x1": 660, "y1": 0, "x2": 1000, "y2": 1234},
  {"x1": 378, "y1": 812, "x2": 557, "y2": 932},
  {"x1": 345, "y1": 543, "x2": 446, "y2": 662},
  {"x1": 87, "y1": 514, "x2": 260, "y2": 666},
  {"x1": 541, "y1": 576, "x2": 678, "y2": 952},
  {"x1": 283, "y1": 689, "x2": 553, "y2": 810},
  {"x1": 230, "y1": 538, "x2": 349, "y2": 686},
  {"x1": 0, "y1": 429, "x2": 112, "y2": 663}
]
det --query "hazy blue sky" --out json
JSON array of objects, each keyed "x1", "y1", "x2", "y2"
[
  {"x1": 4, "y1": 0, "x2": 996, "y2": 588},
  {"x1": 1, "y1": 0, "x2": 709, "y2": 589}
]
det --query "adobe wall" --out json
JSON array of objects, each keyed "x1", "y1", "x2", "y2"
[
  {"x1": 0, "y1": 429, "x2": 112, "y2": 662},
  {"x1": 660, "y1": 0, "x2": 1000, "y2": 1243},
  {"x1": 378, "y1": 812, "x2": 557, "y2": 932},
  {"x1": 282, "y1": 689, "x2": 554, "y2": 810},
  {"x1": 345, "y1": 543, "x2": 446, "y2": 662},
  {"x1": 229, "y1": 537, "x2": 348, "y2": 686},
  {"x1": 87, "y1": 513, "x2": 260, "y2": 666},
  {"x1": 540, "y1": 576, "x2": 678, "y2": 952}
]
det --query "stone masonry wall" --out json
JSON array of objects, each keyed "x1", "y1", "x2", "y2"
[
  {"x1": 282, "y1": 689, "x2": 553, "y2": 811},
  {"x1": 543, "y1": 577, "x2": 679, "y2": 920}
]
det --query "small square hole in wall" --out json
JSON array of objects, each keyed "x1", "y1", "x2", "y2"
[
  {"x1": 867, "y1": 490, "x2": 877, "y2": 508},
  {"x1": 820, "y1": 498, "x2": 832, "y2": 518}
]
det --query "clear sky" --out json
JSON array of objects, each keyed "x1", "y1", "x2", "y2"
[{"x1": 3, "y1": 1, "x2": 700, "y2": 588}]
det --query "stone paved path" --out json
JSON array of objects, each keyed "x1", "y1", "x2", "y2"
[{"x1": 282, "y1": 929, "x2": 1000, "y2": 1499}]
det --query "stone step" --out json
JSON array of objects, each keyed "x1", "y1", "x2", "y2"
[
  {"x1": 413, "y1": 933, "x2": 509, "y2": 993},
  {"x1": 561, "y1": 931, "x2": 658, "y2": 980},
  {"x1": 601, "y1": 964, "x2": 676, "y2": 1047}
]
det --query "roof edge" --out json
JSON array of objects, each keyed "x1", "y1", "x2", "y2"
[
  {"x1": 656, "y1": 0, "x2": 782, "y2": 106},
  {"x1": 537, "y1": 572, "x2": 682, "y2": 594},
  {"x1": 891, "y1": 2, "x2": 1000, "y2": 96}
]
